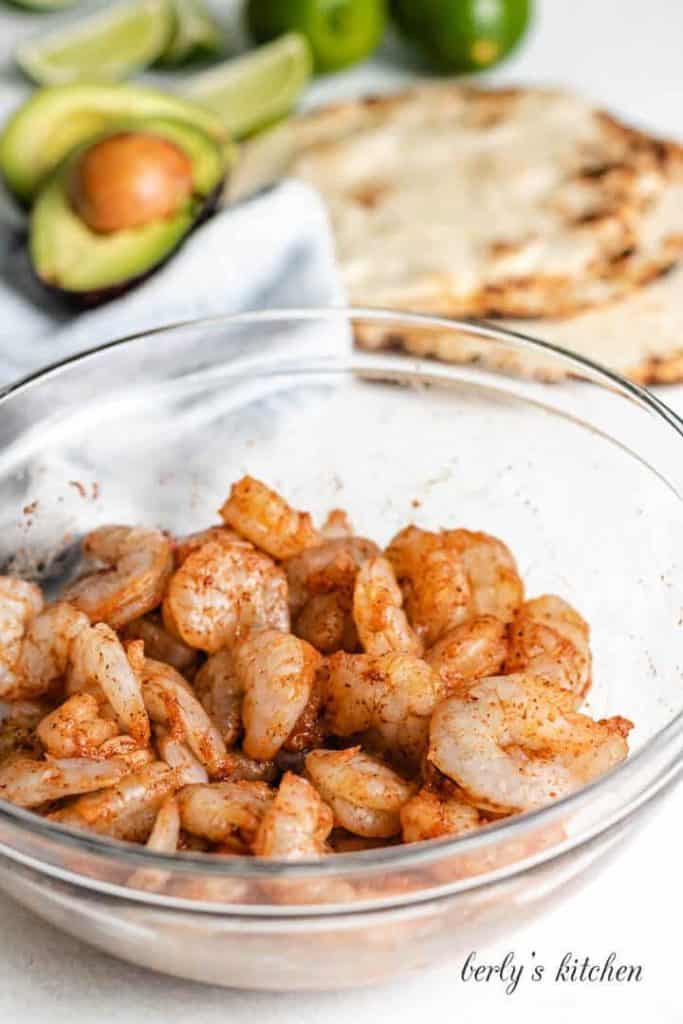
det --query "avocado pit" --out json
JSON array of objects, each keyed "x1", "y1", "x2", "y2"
[{"x1": 69, "y1": 131, "x2": 194, "y2": 234}]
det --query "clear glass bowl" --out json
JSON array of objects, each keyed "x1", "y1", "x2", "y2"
[{"x1": 0, "y1": 309, "x2": 681, "y2": 990}]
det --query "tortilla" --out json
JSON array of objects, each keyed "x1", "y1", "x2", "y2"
[{"x1": 292, "y1": 84, "x2": 683, "y2": 380}]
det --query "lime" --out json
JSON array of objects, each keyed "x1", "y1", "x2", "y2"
[
  {"x1": 7, "y1": 0, "x2": 79, "y2": 10},
  {"x1": 246, "y1": 0, "x2": 386, "y2": 73},
  {"x1": 16, "y1": 0, "x2": 173, "y2": 86},
  {"x1": 157, "y1": 0, "x2": 222, "y2": 67},
  {"x1": 183, "y1": 33, "x2": 312, "y2": 139},
  {"x1": 225, "y1": 120, "x2": 296, "y2": 204},
  {"x1": 391, "y1": 0, "x2": 532, "y2": 72}
]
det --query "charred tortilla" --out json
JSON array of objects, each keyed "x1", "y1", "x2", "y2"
[{"x1": 292, "y1": 84, "x2": 683, "y2": 380}]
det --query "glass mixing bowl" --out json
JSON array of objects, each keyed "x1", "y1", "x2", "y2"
[{"x1": 0, "y1": 309, "x2": 681, "y2": 990}]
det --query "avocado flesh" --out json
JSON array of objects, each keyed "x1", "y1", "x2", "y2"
[
  {"x1": 1, "y1": 83, "x2": 227, "y2": 203},
  {"x1": 30, "y1": 117, "x2": 225, "y2": 302}
]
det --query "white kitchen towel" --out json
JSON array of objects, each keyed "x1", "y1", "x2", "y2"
[{"x1": 0, "y1": 178, "x2": 344, "y2": 384}]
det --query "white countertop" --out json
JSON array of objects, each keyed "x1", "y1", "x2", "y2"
[{"x1": 0, "y1": 1, "x2": 682, "y2": 1020}]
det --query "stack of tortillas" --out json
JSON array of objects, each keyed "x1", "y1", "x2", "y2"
[{"x1": 291, "y1": 84, "x2": 683, "y2": 382}]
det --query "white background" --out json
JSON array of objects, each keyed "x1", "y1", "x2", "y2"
[{"x1": 0, "y1": 0, "x2": 682, "y2": 1020}]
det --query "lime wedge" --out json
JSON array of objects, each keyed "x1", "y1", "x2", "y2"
[
  {"x1": 16, "y1": 0, "x2": 174, "y2": 86},
  {"x1": 157, "y1": 0, "x2": 222, "y2": 66},
  {"x1": 224, "y1": 120, "x2": 296, "y2": 205},
  {"x1": 182, "y1": 32, "x2": 312, "y2": 140},
  {"x1": 8, "y1": 0, "x2": 79, "y2": 9}
]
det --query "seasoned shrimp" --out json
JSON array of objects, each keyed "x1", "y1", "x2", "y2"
[
  {"x1": 294, "y1": 591, "x2": 359, "y2": 655},
  {"x1": 234, "y1": 630, "x2": 322, "y2": 760},
  {"x1": 400, "y1": 788, "x2": 483, "y2": 843},
  {"x1": 353, "y1": 557, "x2": 422, "y2": 657},
  {"x1": 252, "y1": 771, "x2": 332, "y2": 858},
  {"x1": 321, "y1": 509, "x2": 353, "y2": 539},
  {"x1": 50, "y1": 761, "x2": 178, "y2": 841},
  {"x1": 0, "y1": 577, "x2": 44, "y2": 693},
  {"x1": 221, "y1": 751, "x2": 279, "y2": 783},
  {"x1": 63, "y1": 526, "x2": 173, "y2": 629},
  {"x1": 426, "y1": 616, "x2": 508, "y2": 691},
  {"x1": 386, "y1": 526, "x2": 470, "y2": 646},
  {"x1": 68, "y1": 623, "x2": 150, "y2": 745},
  {"x1": 193, "y1": 648, "x2": 243, "y2": 747},
  {"x1": 0, "y1": 752, "x2": 136, "y2": 808},
  {"x1": 506, "y1": 595, "x2": 592, "y2": 705},
  {"x1": 141, "y1": 657, "x2": 227, "y2": 777},
  {"x1": 36, "y1": 693, "x2": 118, "y2": 758},
  {"x1": 220, "y1": 476, "x2": 321, "y2": 559},
  {"x1": 428, "y1": 674, "x2": 631, "y2": 814},
  {"x1": 284, "y1": 537, "x2": 380, "y2": 615},
  {"x1": 162, "y1": 540, "x2": 289, "y2": 653},
  {"x1": 178, "y1": 780, "x2": 274, "y2": 851},
  {"x1": 445, "y1": 529, "x2": 524, "y2": 623},
  {"x1": 121, "y1": 614, "x2": 199, "y2": 678},
  {"x1": 154, "y1": 726, "x2": 209, "y2": 785},
  {"x1": 306, "y1": 747, "x2": 415, "y2": 838},
  {"x1": 0, "y1": 702, "x2": 46, "y2": 763},
  {"x1": 173, "y1": 526, "x2": 250, "y2": 566},
  {"x1": 323, "y1": 652, "x2": 443, "y2": 766},
  {"x1": 145, "y1": 795, "x2": 181, "y2": 853},
  {"x1": 0, "y1": 600, "x2": 89, "y2": 701}
]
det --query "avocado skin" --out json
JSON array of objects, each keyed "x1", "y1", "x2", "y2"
[
  {"x1": 35, "y1": 179, "x2": 223, "y2": 308},
  {"x1": 29, "y1": 117, "x2": 226, "y2": 306}
]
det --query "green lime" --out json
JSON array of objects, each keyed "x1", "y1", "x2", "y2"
[
  {"x1": 16, "y1": 0, "x2": 173, "y2": 86},
  {"x1": 6, "y1": 0, "x2": 79, "y2": 10},
  {"x1": 156, "y1": 0, "x2": 222, "y2": 66},
  {"x1": 183, "y1": 33, "x2": 312, "y2": 139},
  {"x1": 391, "y1": 0, "x2": 532, "y2": 72},
  {"x1": 246, "y1": 0, "x2": 386, "y2": 73}
]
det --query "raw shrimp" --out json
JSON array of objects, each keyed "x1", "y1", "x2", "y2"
[
  {"x1": 221, "y1": 751, "x2": 279, "y2": 783},
  {"x1": 426, "y1": 616, "x2": 508, "y2": 691},
  {"x1": 284, "y1": 537, "x2": 380, "y2": 615},
  {"x1": 306, "y1": 747, "x2": 415, "y2": 838},
  {"x1": 154, "y1": 726, "x2": 209, "y2": 785},
  {"x1": 145, "y1": 795, "x2": 181, "y2": 853},
  {"x1": 162, "y1": 540, "x2": 289, "y2": 653},
  {"x1": 235, "y1": 630, "x2": 322, "y2": 760},
  {"x1": 50, "y1": 761, "x2": 178, "y2": 841},
  {"x1": 253, "y1": 771, "x2": 332, "y2": 858},
  {"x1": 121, "y1": 614, "x2": 199, "y2": 678},
  {"x1": 173, "y1": 526, "x2": 250, "y2": 566},
  {"x1": 0, "y1": 752, "x2": 135, "y2": 808},
  {"x1": 428, "y1": 674, "x2": 631, "y2": 814},
  {"x1": 323, "y1": 652, "x2": 443, "y2": 766},
  {"x1": 506, "y1": 595, "x2": 592, "y2": 705},
  {"x1": 294, "y1": 591, "x2": 359, "y2": 655},
  {"x1": 321, "y1": 509, "x2": 353, "y2": 539},
  {"x1": 193, "y1": 648, "x2": 243, "y2": 747},
  {"x1": 445, "y1": 529, "x2": 524, "y2": 623},
  {"x1": 386, "y1": 526, "x2": 470, "y2": 646},
  {"x1": 178, "y1": 780, "x2": 274, "y2": 851},
  {"x1": 327, "y1": 831, "x2": 397, "y2": 853},
  {"x1": 0, "y1": 577, "x2": 44, "y2": 692},
  {"x1": 353, "y1": 557, "x2": 422, "y2": 657},
  {"x1": 141, "y1": 657, "x2": 227, "y2": 777},
  {"x1": 0, "y1": 601, "x2": 89, "y2": 701},
  {"x1": 36, "y1": 692, "x2": 118, "y2": 758},
  {"x1": 400, "y1": 788, "x2": 483, "y2": 843},
  {"x1": 68, "y1": 623, "x2": 150, "y2": 745},
  {"x1": 220, "y1": 475, "x2": 321, "y2": 559},
  {"x1": 63, "y1": 525, "x2": 173, "y2": 629},
  {"x1": 0, "y1": 701, "x2": 46, "y2": 763}
]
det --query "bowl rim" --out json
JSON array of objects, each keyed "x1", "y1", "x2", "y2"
[{"x1": 0, "y1": 306, "x2": 682, "y2": 897}]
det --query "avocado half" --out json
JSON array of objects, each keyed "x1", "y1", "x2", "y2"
[
  {"x1": 0, "y1": 83, "x2": 228, "y2": 204},
  {"x1": 30, "y1": 116, "x2": 225, "y2": 305}
]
